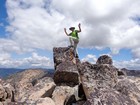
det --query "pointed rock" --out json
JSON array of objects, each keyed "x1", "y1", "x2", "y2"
[
  {"x1": 96, "y1": 55, "x2": 113, "y2": 65},
  {"x1": 53, "y1": 47, "x2": 79, "y2": 86}
]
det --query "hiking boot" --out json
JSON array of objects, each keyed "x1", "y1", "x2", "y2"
[
  {"x1": 68, "y1": 45, "x2": 74, "y2": 48},
  {"x1": 75, "y1": 54, "x2": 79, "y2": 58}
]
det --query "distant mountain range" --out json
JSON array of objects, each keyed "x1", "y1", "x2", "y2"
[
  {"x1": 0, "y1": 68, "x2": 54, "y2": 78},
  {"x1": 121, "y1": 68, "x2": 140, "y2": 77},
  {"x1": 0, "y1": 68, "x2": 139, "y2": 79}
]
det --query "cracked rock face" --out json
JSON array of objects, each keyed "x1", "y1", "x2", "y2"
[
  {"x1": 53, "y1": 47, "x2": 75, "y2": 69},
  {"x1": 53, "y1": 47, "x2": 80, "y2": 86},
  {"x1": 52, "y1": 86, "x2": 77, "y2": 105},
  {"x1": 53, "y1": 61, "x2": 79, "y2": 86},
  {"x1": 5, "y1": 69, "x2": 47, "y2": 102},
  {"x1": 0, "y1": 84, "x2": 5, "y2": 100},
  {"x1": 115, "y1": 78, "x2": 140, "y2": 105},
  {"x1": 78, "y1": 55, "x2": 140, "y2": 105},
  {"x1": 83, "y1": 88, "x2": 136, "y2": 105},
  {"x1": 0, "y1": 83, "x2": 14, "y2": 102},
  {"x1": 78, "y1": 62, "x2": 118, "y2": 98}
]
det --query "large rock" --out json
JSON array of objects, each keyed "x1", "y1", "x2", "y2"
[
  {"x1": 16, "y1": 77, "x2": 55, "y2": 102},
  {"x1": 115, "y1": 78, "x2": 140, "y2": 105},
  {"x1": 53, "y1": 47, "x2": 75, "y2": 68},
  {"x1": 28, "y1": 77, "x2": 55, "y2": 101},
  {"x1": 53, "y1": 47, "x2": 79, "y2": 86},
  {"x1": 52, "y1": 86, "x2": 78, "y2": 105},
  {"x1": 53, "y1": 61, "x2": 79, "y2": 86},
  {"x1": 83, "y1": 88, "x2": 136, "y2": 105},
  {"x1": 0, "y1": 84, "x2": 5, "y2": 101},
  {"x1": 78, "y1": 62, "x2": 118, "y2": 98},
  {"x1": 127, "y1": 76, "x2": 140, "y2": 90},
  {"x1": 0, "y1": 83, "x2": 14, "y2": 103},
  {"x1": 78, "y1": 55, "x2": 140, "y2": 105},
  {"x1": 5, "y1": 69, "x2": 49, "y2": 101},
  {"x1": 96, "y1": 55, "x2": 113, "y2": 65}
]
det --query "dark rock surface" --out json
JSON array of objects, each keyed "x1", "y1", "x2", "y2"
[
  {"x1": 53, "y1": 47, "x2": 75, "y2": 68},
  {"x1": 53, "y1": 47, "x2": 79, "y2": 86},
  {"x1": 53, "y1": 61, "x2": 79, "y2": 86},
  {"x1": 0, "y1": 82, "x2": 14, "y2": 103},
  {"x1": 115, "y1": 78, "x2": 140, "y2": 104},
  {"x1": 78, "y1": 62, "x2": 118, "y2": 98},
  {"x1": 78, "y1": 55, "x2": 140, "y2": 105},
  {"x1": 96, "y1": 55, "x2": 113, "y2": 65}
]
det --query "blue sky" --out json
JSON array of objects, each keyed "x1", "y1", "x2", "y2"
[
  {"x1": 0, "y1": 0, "x2": 140, "y2": 69},
  {"x1": 0, "y1": 0, "x2": 8, "y2": 37}
]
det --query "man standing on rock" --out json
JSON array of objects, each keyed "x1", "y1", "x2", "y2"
[{"x1": 64, "y1": 23, "x2": 81, "y2": 58}]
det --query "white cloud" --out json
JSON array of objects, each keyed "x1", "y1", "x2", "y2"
[
  {"x1": 6, "y1": 0, "x2": 70, "y2": 51},
  {"x1": 5, "y1": 0, "x2": 140, "y2": 56},
  {"x1": 114, "y1": 59, "x2": 140, "y2": 70},
  {"x1": 0, "y1": 0, "x2": 140, "y2": 69},
  {"x1": 0, "y1": 38, "x2": 33, "y2": 54},
  {"x1": 25, "y1": 52, "x2": 52, "y2": 67},
  {"x1": 0, "y1": 53, "x2": 11, "y2": 61},
  {"x1": 131, "y1": 48, "x2": 140, "y2": 58},
  {"x1": 81, "y1": 54, "x2": 97, "y2": 64},
  {"x1": 0, "y1": 52, "x2": 53, "y2": 68}
]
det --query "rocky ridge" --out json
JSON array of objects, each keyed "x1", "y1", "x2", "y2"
[{"x1": 0, "y1": 47, "x2": 139, "y2": 105}]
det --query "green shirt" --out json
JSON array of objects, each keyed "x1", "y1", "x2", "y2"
[{"x1": 70, "y1": 30, "x2": 79, "y2": 39}]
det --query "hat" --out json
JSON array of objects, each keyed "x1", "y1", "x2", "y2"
[{"x1": 69, "y1": 27, "x2": 75, "y2": 30}]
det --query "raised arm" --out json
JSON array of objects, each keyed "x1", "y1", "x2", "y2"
[
  {"x1": 64, "y1": 28, "x2": 69, "y2": 36},
  {"x1": 77, "y1": 23, "x2": 81, "y2": 33}
]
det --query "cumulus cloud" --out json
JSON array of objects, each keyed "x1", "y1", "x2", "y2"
[
  {"x1": 0, "y1": 38, "x2": 34, "y2": 54},
  {"x1": 0, "y1": 52, "x2": 53, "y2": 68},
  {"x1": 6, "y1": 0, "x2": 69, "y2": 51},
  {"x1": 0, "y1": 0, "x2": 140, "y2": 68},
  {"x1": 4, "y1": 0, "x2": 140, "y2": 55},
  {"x1": 0, "y1": 53, "x2": 11, "y2": 61}
]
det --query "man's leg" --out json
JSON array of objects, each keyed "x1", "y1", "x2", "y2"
[
  {"x1": 69, "y1": 37, "x2": 74, "y2": 47},
  {"x1": 73, "y1": 39, "x2": 79, "y2": 57},
  {"x1": 65, "y1": 37, "x2": 74, "y2": 52}
]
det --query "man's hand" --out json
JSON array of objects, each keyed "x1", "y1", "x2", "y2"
[
  {"x1": 78, "y1": 23, "x2": 81, "y2": 32},
  {"x1": 64, "y1": 28, "x2": 69, "y2": 35},
  {"x1": 78, "y1": 23, "x2": 81, "y2": 27}
]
